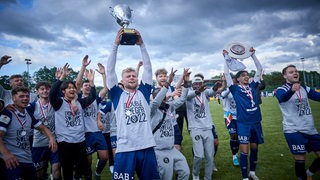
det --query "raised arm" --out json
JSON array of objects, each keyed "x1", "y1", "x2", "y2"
[
  {"x1": 75, "y1": 55, "x2": 91, "y2": 92},
  {"x1": 78, "y1": 69, "x2": 96, "y2": 108},
  {"x1": 251, "y1": 48, "x2": 263, "y2": 83},
  {"x1": 107, "y1": 29, "x2": 121, "y2": 89},
  {"x1": 49, "y1": 63, "x2": 71, "y2": 110},
  {"x1": 96, "y1": 63, "x2": 108, "y2": 98},
  {"x1": 136, "y1": 60, "x2": 143, "y2": 78},
  {"x1": 135, "y1": 30, "x2": 152, "y2": 85},
  {"x1": 223, "y1": 50, "x2": 234, "y2": 87}
]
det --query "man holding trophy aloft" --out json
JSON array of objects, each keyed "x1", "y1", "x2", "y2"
[
  {"x1": 223, "y1": 42, "x2": 264, "y2": 180},
  {"x1": 107, "y1": 5, "x2": 160, "y2": 180}
]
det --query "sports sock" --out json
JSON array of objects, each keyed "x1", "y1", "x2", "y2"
[
  {"x1": 295, "y1": 160, "x2": 306, "y2": 179},
  {"x1": 250, "y1": 148, "x2": 258, "y2": 171},
  {"x1": 308, "y1": 157, "x2": 320, "y2": 174},
  {"x1": 230, "y1": 139, "x2": 239, "y2": 155},
  {"x1": 96, "y1": 159, "x2": 107, "y2": 174},
  {"x1": 240, "y1": 152, "x2": 248, "y2": 178}
]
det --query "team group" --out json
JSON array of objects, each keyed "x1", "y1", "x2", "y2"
[{"x1": 0, "y1": 28, "x2": 320, "y2": 180}]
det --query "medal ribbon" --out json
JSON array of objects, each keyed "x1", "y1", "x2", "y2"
[
  {"x1": 39, "y1": 100, "x2": 50, "y2": 121},
  {"x1": 12, "y1": 111, "x2": 26, "y2": 129},
  {"x1": 240, "y1": 85, "x2": 253, "y2": 101},
  {"x1": 126, "y1": 91, "x2": 137, "y2": 108},
  {"x1": 64, "y1": 98, "x2": 76, "y2": 116},
  {"x1": 196, "y1": 94, "x2": 204, "y2": 106}
]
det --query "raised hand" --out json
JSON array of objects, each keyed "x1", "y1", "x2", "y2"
[
  {"x1": 135, "y1": 29, "x2": 143, "y2": 45},
  {"x1": 96, "y1": 63, "x2": 106, "y2": 75},
  {"x1": 82, "y1": 55, "x2": 91, "y2": 67},
  {"x1": 198, "y1": 84, "x2": 207, "y2": 93},
  {"x1": 168, "y1": 68, "x2": 178, "y2": 84},
  {"x1": 115, "y1": 29, "x2": 123, "y2": 45},
  {"x1": 183, "y1": 68, "x2": 191, "y2": 82},
  {"x1": 0, "y1": 55, "x2": 12, "y2": 68},
  {"x1": 59, "y1": 63, "x2": 72, "y2": 81},
  {"x1": 55, "y1": 67, "x2": 62, "y2": 80},
  {"x1": 86, "y1": 69, "x2": 95, "y2": 85}
]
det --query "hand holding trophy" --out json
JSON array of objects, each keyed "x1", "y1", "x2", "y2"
[
  {"x1": 223, "y1": 42, "x2": 253, "y2": 71},
  {"x1": 109, "y1": 4, "x2": 138, "y2": 45}
]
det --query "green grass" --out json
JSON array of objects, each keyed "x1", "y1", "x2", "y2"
[{"x1": 92, "y1": 97, "x2": 320, "y2": 179}]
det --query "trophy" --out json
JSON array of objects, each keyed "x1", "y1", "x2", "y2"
[
  {"x1": 223, "y1": 42, "x2": 252, "y2": 71},
  {"x1": 109, "y1": 4, "x2": 138, "y2": 45},
  {"x1": 224, "y1": 42, "x2": 253, "y2": 60}
]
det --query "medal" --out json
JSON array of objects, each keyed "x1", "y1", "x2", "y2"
[
  {"x1": 125, "y1": 110, "x2": 132, "y2": 116},
  {"x1": 43, "y1": 121, "x2": 48, "y2": 126},
  {"x1": 20, "y1": 130, "x2": 26, "y2": 136},
  {"x1": 251, "y1": 99, "x2": 255, "y2": 107}
]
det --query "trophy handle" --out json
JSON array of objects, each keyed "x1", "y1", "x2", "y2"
[{"x1": 109, "y1": 6, "x2": 116, "y2": 18}]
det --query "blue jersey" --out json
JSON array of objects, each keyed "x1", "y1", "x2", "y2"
[{"x1": 229, "y1": 81, "x2": 262, "y2": 125}]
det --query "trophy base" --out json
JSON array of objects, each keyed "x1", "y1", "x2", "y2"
[{"x1": 120, "y1": 28, "x2": 138, "y2": 45}]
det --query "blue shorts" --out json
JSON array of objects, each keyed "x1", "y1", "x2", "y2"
[
  {"x1": 212, "y1": 125, "x2": 218, "y2": 139},
  {"x1": 237, "y1": 122, "x2": 264, "y2": 144},
  {"x1": 113, "y1": 147, "x2": 160, "y2": 180},
  {"x1": 32, "y1": 146, "x2": 59, "y2": 170},
  {"x1": 225, "y1": 119, "x2": 237, "y2": 135},
  {"x1": 284, "y1": 132, "x2": 320, "y2": 155},
  {"x1": 85, "y1": 132, "x2": 108, "y2": 155},
  {"x1": 4, "y1": 162, "x2": 37, "y2": 180}
]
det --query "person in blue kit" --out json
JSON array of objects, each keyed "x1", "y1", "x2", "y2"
[
  {"x1": 276, "y1": 64, "x2": 320, "y2": 180},
  {"x1": 223, "y1": 47, "x2": 263, "y2": 180},
  {"x1": 107, "y1": 28, "x2": 160, "y2": 180}
]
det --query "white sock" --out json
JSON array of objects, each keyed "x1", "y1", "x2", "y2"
[
  {"x1": 249, "y1": 171, "x2": 256, "y2": 176},
  {"x1": 306, "y1": 169, "x2": 314, "y2": 176},
  {"x1": 233, "y1": 154, "x2": 237, "y2": 159}
]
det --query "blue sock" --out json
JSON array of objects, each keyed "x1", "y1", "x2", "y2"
[
  {"x1": 295, "y1": 160, "x2": 306, "y2": 179},
  {"x1": 240, "y1": 152, "x2": 248, "y2": 178},
  {"x1": 250, "y1": 148, "x2": 258, "y2": 171}
]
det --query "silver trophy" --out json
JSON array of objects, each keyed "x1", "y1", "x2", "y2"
[{"x1": 109, "y1": 4, "x2": 138, "y2": 45}]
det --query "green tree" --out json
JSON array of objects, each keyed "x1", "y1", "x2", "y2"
[
  {"x1": 33, "y1": 66, "x2": 79, "y2": 85},
  {"x1": 0, "y1": 75, "x2": 10, "y2": 89}
]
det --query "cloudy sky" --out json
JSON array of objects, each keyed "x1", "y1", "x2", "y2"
[{"x1": 0, "y1": 0, "x2": 319, "y2": 86}]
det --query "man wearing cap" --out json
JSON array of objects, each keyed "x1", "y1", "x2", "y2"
[
  {"x1": 185, "y1": 74, "x2": 224, "y2": 180},
  {"x1": 223, "y1": 47, "x2": 263, "y2": 180}
]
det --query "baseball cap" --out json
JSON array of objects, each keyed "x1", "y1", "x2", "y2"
[{"x1": 192, "y1": 77, "x2": 203, "y2": 84}]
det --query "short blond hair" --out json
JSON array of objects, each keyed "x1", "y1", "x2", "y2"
[
  {"x1": 154, "y1": 68, "x2": 168, "y2": 77},
  {"x1": 122, "y1": 67, "x2": 137, "y2": 77}
]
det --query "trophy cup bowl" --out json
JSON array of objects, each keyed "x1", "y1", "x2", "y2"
[{"x1": 110, "y1": 4, "x2": 138, "y2": 45}]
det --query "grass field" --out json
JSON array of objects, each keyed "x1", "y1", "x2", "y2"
[{"x1": 92, "y1": 97, "x2": 320, "y2": 179}]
